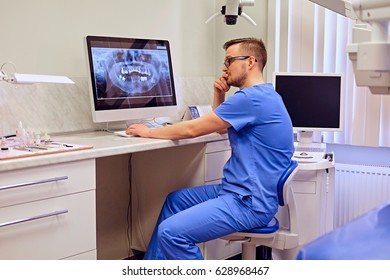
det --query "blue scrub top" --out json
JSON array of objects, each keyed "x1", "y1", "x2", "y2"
[{"x1": 214, "y1": 83, "x2": 294, "y2": 214}]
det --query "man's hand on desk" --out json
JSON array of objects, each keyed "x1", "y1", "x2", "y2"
[
  {"x1": 126, "y1": 111, "x2": 231, "y2": 141},
  {"x1": 216, "y1": 128, "x2": 228, "y2": 134},
  {"x1": 126, "y1": 124, "x2": 151, "y2": 138}
]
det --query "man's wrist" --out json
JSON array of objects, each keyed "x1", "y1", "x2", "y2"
[{"x1": 214, "y1": 90, "x2": 225, "y2": 96}]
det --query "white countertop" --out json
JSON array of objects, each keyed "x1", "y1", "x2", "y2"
[
  {"x1": 0, "y1": 130, "x2": 333, "y2": 172},
  {"x1": 0, "y1": 131, "x2": 228, "y2": 172}
]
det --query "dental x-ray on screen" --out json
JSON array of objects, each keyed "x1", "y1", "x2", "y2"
[{"x1": 85, "y1": 36, "x2": 178, "y2": 123}]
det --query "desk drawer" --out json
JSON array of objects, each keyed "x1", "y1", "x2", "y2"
[
  {"x1": 0, "y1": 190, "x2": 96, "y2": 260},
  {"x1": 205, "y1": 140, "x2": 230, "y2": 153},
  {"x1": 205, "y1": 150, "x2": 230, "y2": 182},
  {"x1": 0, "y1": 159, "x2": 95, "y2": 208}
]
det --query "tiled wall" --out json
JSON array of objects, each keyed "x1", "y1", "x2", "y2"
[{"x1": 0, "y1": 76, "x2": 215, "y2": 136}]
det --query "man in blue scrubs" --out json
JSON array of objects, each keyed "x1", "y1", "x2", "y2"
[{"x1": 126, "y1": 38, "x2": 294, "y2": 259}]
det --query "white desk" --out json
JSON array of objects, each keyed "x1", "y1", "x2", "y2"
[
  {"x1": 0, "y1": 132, "x2": 334, "y2": 260},
  {"x1": 0, "y1": 131, "x2": 228, "y2": 260},
  {"x1": 0, "y1": 131, "x2": 228, "y2": 172}
]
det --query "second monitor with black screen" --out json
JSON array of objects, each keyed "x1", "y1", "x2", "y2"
[{"x1": 274, "y1": 72, "x2": 344, "y2": 144}]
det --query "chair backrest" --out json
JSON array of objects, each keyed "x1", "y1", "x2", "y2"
[
  {"x1": 277, "y1": 160, "x2": 299, "y2": 207},
  {"x1": 275, "y1": 160, "x2": 299, "y2": 237},
  {"x1": 222, "y1": 159, "x2": 300, "y2": 255}
]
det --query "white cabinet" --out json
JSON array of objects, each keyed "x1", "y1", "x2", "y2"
[
  {"x1": 273, "y1": 161, "x2": 335, "y2": 260},
  {"x1": 292, "y1": 167, "x2": 335, "y2": 243},
  {"x1": 0, "y1": 159, "x2": 97, "y2": 260}
]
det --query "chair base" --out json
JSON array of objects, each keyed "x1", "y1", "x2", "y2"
[
  {"x1": 240, "y1": 244, "x2": 300, "y2": 260},
  {"x1": 223, "y1": 230, "x2": 299, "y2": 260},
  {"x1": 257, "y1": 246, "x2": 273, "y2": 260},
  {"x1": 241, "y1": 244, "x2": 273, "y2": 260}
]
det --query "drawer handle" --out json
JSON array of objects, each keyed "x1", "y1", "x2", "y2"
[
  {"x1": 0, "y1": 209, "x2": 69, "y2": 228},
  {"x1": 0, "y1": 176, "x2": 68, "y2": 191}
]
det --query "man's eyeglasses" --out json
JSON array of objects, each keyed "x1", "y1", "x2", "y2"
[{"x1": 224, "y1": 56, "x2": 254, "y2": 68}]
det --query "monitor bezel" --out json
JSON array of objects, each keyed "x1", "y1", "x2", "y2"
[{"x1": 273, "y1": 72, "x2": 345, "y2": 133}]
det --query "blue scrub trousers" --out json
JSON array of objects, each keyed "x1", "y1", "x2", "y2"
[{"x1": 143, "y1": 184, "x2": 274, "y2": 260}]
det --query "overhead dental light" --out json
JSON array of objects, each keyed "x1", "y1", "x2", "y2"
[
  {"x1": 0, "y1": 62, "x2": 74, "y2": 84},
  {"x1": 206, "y1": 0, "x2": 256, "y2": 26}
]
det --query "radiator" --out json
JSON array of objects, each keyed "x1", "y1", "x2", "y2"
[{"x1": 334, "y1": 163, "x2": 390, "y2": 228}]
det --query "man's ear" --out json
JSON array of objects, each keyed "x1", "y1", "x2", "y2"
[{"x1": 248, "y1": 56, "x2": 256, "y2": 69}]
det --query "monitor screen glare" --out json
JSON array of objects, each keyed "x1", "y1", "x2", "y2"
[{"x1": 85, "y1": 36, "x2": 177, "y2": 123}]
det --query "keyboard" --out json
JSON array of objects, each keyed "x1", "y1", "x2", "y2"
[{"x1": 145, "y1": 122, "x2": 164, "y2": 128}]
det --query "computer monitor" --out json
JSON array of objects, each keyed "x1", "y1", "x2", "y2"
[
  {"x1": 85, "y1": 35, "x2": 178, "y2": 123},
  {"x1": 273, "y1": 72, "x2": 344, "y2": 144}
]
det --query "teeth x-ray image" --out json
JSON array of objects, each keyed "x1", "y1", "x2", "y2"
[{"x1": 92, "y1": 48, "x2": 173, "y2": 99}]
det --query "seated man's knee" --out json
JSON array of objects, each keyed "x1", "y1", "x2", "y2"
[
  {"x1": 166, "y1": 189, "x2": 183, "y2": 202},
  {"x1": 164, "y1": 189, "x2": 186, "y2": 210},
  {"x1": 157, "y1": 219, "x2": 177, "y2": 244}
]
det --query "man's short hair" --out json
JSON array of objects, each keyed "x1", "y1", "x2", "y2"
[{"x1": 223, "y1": 38, "x2": 267, "y2": 71}]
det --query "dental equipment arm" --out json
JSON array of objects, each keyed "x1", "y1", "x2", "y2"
[{"x1": 309, "y1": 0, "x2": 390, "y2": 94}]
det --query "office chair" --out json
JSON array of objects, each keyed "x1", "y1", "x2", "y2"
[{"x1": 222, "y1": 160, "x2": 300, "y2": 260}]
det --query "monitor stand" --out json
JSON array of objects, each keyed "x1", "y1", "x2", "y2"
[
  {"x1": 294, "y1": 131, "x2": 326, "y2": 156},
  {"x1": 297, "y1": 131, "x2": 314, "y2": 144}
]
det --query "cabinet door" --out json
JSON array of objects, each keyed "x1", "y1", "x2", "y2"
[
  {"x1": 0, "y1": 159, "x2": 95, "y2": 208},
  {"x1": 204, "y1": 140, "x2": 231, "y2": 182},
  {"x1": 0, "y1": 191, "x2": 96, "y2": 260},
  {"x1": 204, "y1": 151, "x2": 231, "y2": 182},
  {"x1": 291, "y1": 169, "x2": 334, "y2": 244}
]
